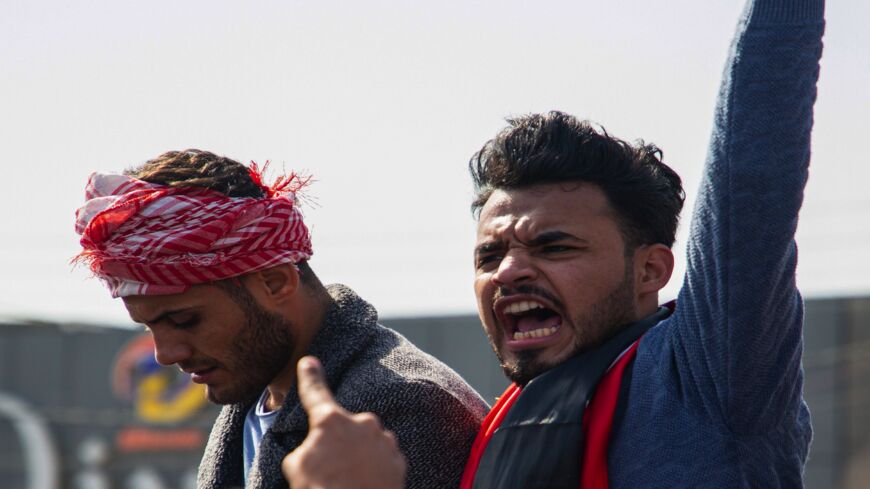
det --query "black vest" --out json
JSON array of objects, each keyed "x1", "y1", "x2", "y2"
[{"x1": 472, "y1": 308, "x2": 670, "y2": 489}]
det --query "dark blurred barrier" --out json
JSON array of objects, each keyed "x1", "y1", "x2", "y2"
[
  {"x1": 0, "y1": 322, "x2": 220, "y2": 489},
  {"x1": 1, "y1": 295, "x2": 868, "y2": 489},
  {"x1": 800, "y1": 297, "x2": 870, "y2": 489}
]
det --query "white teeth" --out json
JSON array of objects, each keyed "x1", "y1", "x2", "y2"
[
  {"x1": 506, "y1": 300, "x2": 544, "y2": 315},
  {"x1": 512, "y1": 326, "x2": 558, "y2": 341}
]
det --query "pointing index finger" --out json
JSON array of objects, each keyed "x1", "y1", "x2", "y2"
[{"x1": 296, "y1": 356, "x2": 338, "y2": 423}]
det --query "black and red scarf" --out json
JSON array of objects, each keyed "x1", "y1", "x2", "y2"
[{"x1": 460, "y1": 307, "x2": 671, "y2": 489}]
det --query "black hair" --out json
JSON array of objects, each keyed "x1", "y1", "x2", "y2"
[{"x1": 470, "y1": 111, "x2": 685, "y2": 249}]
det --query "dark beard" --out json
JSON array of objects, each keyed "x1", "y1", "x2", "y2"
[
  {"x1": 207, "y1": 284, "x2": 296, "y2": 405},
  {"x1": 497, "y1": 263, "x2": 636, "y2": 386}
]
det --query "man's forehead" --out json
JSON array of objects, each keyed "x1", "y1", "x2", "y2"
[
  {"x1": 475, "y1": 210, "x2": 561, "y2": 249},
  {"x1": 475, "y1": 183, "x2": 615, "y2": 244},
  {"x1": 481, "y1": 183, "x2": 611, "y2": 217},
  {"x1": 476, "y1": 189, "x2": 564, "y2": 235},
  {"x1": 122, "y1": 286, "x2": 212, "y2": 321}
]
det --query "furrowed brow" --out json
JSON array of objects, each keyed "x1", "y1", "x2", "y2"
[{"x1": 525, "y1": 230, "x2": 586, "y2": 247}]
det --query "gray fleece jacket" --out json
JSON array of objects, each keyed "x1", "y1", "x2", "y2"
[{"x1": 197, "y1": 284, "x2": 489, "y2": 489}]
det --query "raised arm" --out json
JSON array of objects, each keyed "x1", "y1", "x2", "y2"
[{"x1": 667, "y1": 0, "x2": 824, "y2": 433}]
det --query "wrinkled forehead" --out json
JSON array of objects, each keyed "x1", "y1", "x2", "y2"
[
  {"x1": 475, "y1": 183, "x2": 616, "y2": 243},
  {"x1": 476, "y1": 195, "x2": 533, "y2": 241}
]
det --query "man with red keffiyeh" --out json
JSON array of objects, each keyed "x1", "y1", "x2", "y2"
[{"x1": 74, "y1": 149, "x2": 488, "y2": 489}]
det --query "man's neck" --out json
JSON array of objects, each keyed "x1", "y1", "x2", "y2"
[{"x1": 264, "y1": 288, "x2": 333, "y2": 412}]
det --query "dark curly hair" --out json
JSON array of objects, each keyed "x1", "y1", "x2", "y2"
[
  {"x1": 125, "y1": 149, "x2": 266, "y2": 198},
  {"x1": 470, "y1": 111, "x2": 686, "y2": 250}
]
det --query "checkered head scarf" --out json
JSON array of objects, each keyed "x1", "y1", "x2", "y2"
[{"x1": 74, "y1": 162, "x2": 313, "y2": 297}]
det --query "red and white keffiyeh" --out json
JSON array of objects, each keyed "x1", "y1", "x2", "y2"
[{"x1": 74, "y1": 165, "x2": 313, "y2": 297}]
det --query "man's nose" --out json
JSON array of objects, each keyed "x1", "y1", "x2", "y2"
[
  {"x1": 151, "y1": 331, "x2": 193, "y2": 366},
  {"x1": 491, "y1": 251, "x2": 537, "y2": 287}
]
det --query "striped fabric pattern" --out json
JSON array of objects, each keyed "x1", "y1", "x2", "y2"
[{"x1": 74, "y1": 172, "x2": 312, "y2": 297}]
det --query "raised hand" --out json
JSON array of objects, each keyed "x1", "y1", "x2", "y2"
[{"x1": 281, "y1": 356, "x2": 406, "y2": 489}]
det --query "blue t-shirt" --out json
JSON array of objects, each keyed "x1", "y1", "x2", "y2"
[{"x1": 242, "y1": 389, "x2": 280, "y2": 482}]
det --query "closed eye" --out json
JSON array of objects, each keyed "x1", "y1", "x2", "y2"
[{"x1": 167, "y1": 312, "x2": 199, "y2": 329}]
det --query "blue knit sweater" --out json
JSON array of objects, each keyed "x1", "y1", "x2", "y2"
[{"x1": 607, "y1": 0, "x2": 823, "y2": 487}]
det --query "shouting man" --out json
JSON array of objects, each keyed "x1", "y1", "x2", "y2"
[
  {"x1": 74, "y1": 150, "x2": 488, "y2": 489},
  {"x1": 283, "y1": 0, "x2": 825, "y2": 487}
]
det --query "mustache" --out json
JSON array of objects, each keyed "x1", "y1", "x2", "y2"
[{"x1": 495, "y1": 285, "x2": 565, "y2": 311}]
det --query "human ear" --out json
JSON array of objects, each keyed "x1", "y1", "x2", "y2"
[
  {"x1": 634, "y1": 244, "x2": 674, "y2": 295},
  {"x1": 251, "y1": 264, "x2": 301, "y2": 304}
]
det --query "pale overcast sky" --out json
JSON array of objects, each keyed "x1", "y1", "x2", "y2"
[{"x1": 1, "y1": 0, "x2": 867, "y2": 326}]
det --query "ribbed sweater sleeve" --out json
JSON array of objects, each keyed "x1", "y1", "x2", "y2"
[{"x1": 668, "y1": 0, "x2": 824, "y2": 435}]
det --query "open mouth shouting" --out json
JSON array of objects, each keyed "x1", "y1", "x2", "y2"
[{"x1": 496, "y1": 298, "x2": 564, "y2": 349}]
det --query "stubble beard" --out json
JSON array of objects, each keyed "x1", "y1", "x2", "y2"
[
  {"x1": 206, "y1": 289, "x2": 297, "y2": 405},
  {"x1": 495, "y1": 263, "x2": 636, "y2": 386}
]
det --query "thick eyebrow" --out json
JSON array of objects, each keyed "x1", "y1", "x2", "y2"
[
  {"x1": 475, "y1": 231, "x2": 588, "y2": 256},
  {"x1": 525, "y1": 230, "x2": 588, "y2": 247},
  {"x1": 474, "y1": 241, "x2": 504, "y2": 256}
]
